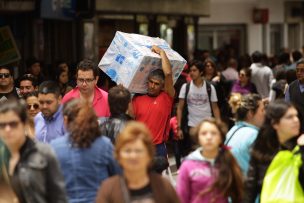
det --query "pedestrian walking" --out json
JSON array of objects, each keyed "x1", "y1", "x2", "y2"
[{"x1": 176, "y1": 118, "x2": 243, "y2": 203}]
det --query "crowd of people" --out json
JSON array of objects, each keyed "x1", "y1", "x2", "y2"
[{"x1": 0, "y1": 45, "x2": 304, "y2": 203}]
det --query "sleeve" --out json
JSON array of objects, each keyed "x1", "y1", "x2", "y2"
[
  {"x1": 45, "y1": 145, "x2": 68, "y2": 203},
  {"x1": 176, "y1": 162, "x2": 191, "y2": 203},
  {"x1": 285, "y1": 85, "x2": 291, "y2": 102},
  {"x1": 105, "y1": 141, "x2": 122, "y2": 176},
  {"x1": 179, "y1": 83, "x2": 187, "y2": 99},
  {"x1": 162, "y1": 178, "x2": 181, "y2": 203},
  {"x1": 268, "y1": 69, "x2": 274, "y2": 90},
  {"x1": 96, "y1": 179, "x2": 112, "y2": 203},
  {"x1": 210, "y1": 84, "x2": 218, "y2": 102},
  {"x1": 243, "y1": 157, "x2": 259, "y2": 203}
]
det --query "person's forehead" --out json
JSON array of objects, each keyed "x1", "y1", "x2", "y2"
[
  {"x1": 148, "y1": 77, "x2": 162, "y2": 84},
  {"x1": 296, "y1": 63, "x2": 304, "y2": 69},
  {"x1": 190, "y1": 65, "x2": 199, "y2": 71},
  {"x1": 77, "y1": 69, "x2": 94, "y2": 78},
  {"x1": 20, "y1": 80, "x2": 33, "y2": 86},
  {"x1": 0, "y1": 68, "x2": 10, "y2": 74},
  {"x1": 38, "y1": 93, "x2": 57, "y2": 100}
]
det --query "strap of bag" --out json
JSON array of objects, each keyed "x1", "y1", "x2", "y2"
[
  {"x1": 206, "y1": 81, "x2": 214, "y2": 117},
  {"x1": 184, "y1": 83, "x2": 190, "y2": 105},
  {"x1": 225, "y1": 126, "x2": 246, "y2": 145},
  {"x1": 119, "y1": 176, "x2": 131, "y2": 203}
]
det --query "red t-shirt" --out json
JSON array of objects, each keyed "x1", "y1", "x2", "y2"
[{"x1": 132, "y1": 92, "x2": 173, "y2": 144}]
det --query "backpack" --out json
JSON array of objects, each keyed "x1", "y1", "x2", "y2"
[{"x1": 180, "y1": 81, "x2": 213, "y2": 135}]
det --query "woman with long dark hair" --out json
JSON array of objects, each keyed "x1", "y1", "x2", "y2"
[
  {"x1": 176, "y1": 118, "x2": 243, "y2": 203},
  {"x1": 51, "y1": 99, "x2": 119, "y2": 203},
  {"x1": 0, "y1": 99, "x2": 67, "y2": 203},
  {"x1": 244, "y1": 100, "x2": 304, "y2": 202}
]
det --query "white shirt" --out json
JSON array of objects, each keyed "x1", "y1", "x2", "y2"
[
  {"x1": 250, "y1": 63, "x2": 274, "y2": 99},
  {"x1": 179, "y1": 80, "x2": 218, "y2": 127}
]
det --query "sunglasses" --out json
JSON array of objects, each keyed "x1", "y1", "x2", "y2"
[
  {"x1": 0, "y1": 121, "x2": 20, "y2": 129},
  {"x1": 0, "y1": 73, "x2": 11, "y2": 78},
  {"x1": 27, "y1": 104, "x2": 39, "y2": 110}
]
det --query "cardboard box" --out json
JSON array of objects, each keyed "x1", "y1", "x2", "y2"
[{"x1": 98, "y1": 31, "x2": 187, "y2": 93}]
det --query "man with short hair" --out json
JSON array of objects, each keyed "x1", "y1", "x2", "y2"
[
  {"x1": 249, "y1": 51, "x2": 273, "y2": 99},
  {"x1": 35, "y1": 81, "x2": 65, "y2": 143},
  {"x1": 62, "y1": 59, "x2": 110, "y2": 117},
  {"x1": 18, "y1": 74, "x2": 38, "y2": 98},
  {"x1": 100, "y1": 85, "x2": 132, "y2": 143},
  {"x1": 0, "y1": 66, "x2": 19, "y2": 101},
  {"x1": 177, "y1": 60, "x2": 220, "y2": 154},
  {"x1": 131, "y1": 45, "x2": 175, "y2": 158},
  {"x1": 285, "y1": 59, "x2": 304, "y2": 133}
]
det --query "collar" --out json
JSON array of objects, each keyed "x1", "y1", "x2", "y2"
[
  {"x1": 236, "y1": 121, "x2": 259, "y2": 130},
  {"x1": 43, "y1": 105, "x2": 63, "y2": 122},
  {"x1": 297, "y1": 80, "x2": 304, "y2": 93},
  {"x1": 19, "y1": 137, "x2": 36, "y2": 160}
]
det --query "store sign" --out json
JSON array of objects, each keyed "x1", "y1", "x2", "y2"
[
  {"x1": 0, "y1": 26, "x2": 21, "y2": 66},
  {"x1": 96, "y1": 0, "x2": 210, "y2": 16}
]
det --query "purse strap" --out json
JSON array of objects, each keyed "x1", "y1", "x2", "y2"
[
  {"x1": 119, "y1": 176, "x2": 131, "y2": 203},
  {"x1": 225, "y1": 126, "x2": 246, "y2": 145}
]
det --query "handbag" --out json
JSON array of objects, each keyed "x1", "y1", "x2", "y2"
[{"x1": 260, "y1": 146, "x2": 304, "y2": 203}]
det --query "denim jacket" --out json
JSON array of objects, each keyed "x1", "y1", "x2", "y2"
[{"x1": 51, "y1": 134, "x2": 120, "y2": 203}]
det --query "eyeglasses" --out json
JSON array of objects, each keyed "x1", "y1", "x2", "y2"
[
  {"x1": 77, "y1": 78, "x2": 95, "y2": 84},
  {"x1": 0, "y1": 73, "x2": 11, "y2": 78},
  {"x1": 0, "y1": 121, "x2": 20, "y2": 130},
  {"x1": 27, "y1": 104, "x2": 39, "y2": 110},
  {"x1": 296, "y1": 68, "x2": 304, "y2": 73}
]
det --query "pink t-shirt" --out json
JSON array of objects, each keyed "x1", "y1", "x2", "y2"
[{"x1": 62, "y1": 86, "x2": 110, "y2": 117}]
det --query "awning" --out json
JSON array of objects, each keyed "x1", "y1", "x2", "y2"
[{"x1": 96, "y1": 0, "x2": 210, "y2": 17}]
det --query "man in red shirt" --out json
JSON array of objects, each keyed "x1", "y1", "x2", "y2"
[
  {"x1": 62, "y1": 59, "x2": 110, "y2": 117},
  {"x1": 131, "y1": 45, "x2": 175, "y2": 157}
]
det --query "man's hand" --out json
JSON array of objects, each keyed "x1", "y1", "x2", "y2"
[
  {"x1": 151, "y1": 45, "x2": 164, "y2": 55},
  {"x1": 177, "y1": 129, "x2": 184, "y2": 140}
]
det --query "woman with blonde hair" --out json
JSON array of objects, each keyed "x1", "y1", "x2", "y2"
[{"x1": 96, "y1": 121, "x2": 180, "y2": 203}]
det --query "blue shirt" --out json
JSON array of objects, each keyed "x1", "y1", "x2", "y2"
[
  {"x1": 225, "y1": 121, "x2": 259, "y2": 176},
  {"x1": 34, "y1": 105, "x2": 65, "y2": 143},
  {"x1": 50, "y1": 134, "x2": 120, "y2": 203},
  {"x1": 285, "y1": 80, "x2": 304, "y2": 102}
]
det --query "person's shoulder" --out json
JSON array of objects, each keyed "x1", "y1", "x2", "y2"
[
  {"x1": 50, "y1": 135, "x2": 68, "y2": 147},
  {"x1": 101, "y1": 175, "x2": 120, "y2": 186},
  {"x1": 62, "y1": 87, "x2": 79, "y2": 102},
  {"x1": 34, "y1": 112, "x2": 44, "y2": 122},
  {"x1": 96, "y1": 86, "x2": 108, "y2": 96}
]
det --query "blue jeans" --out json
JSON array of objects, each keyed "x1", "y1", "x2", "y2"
[{"x1": 155, "y1": 143, "x2": 167, "y2": 158}]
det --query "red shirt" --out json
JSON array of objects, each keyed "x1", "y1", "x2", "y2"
[
  {"x1": 62, "y1": 86, "x2": 110, "y2": 117},
  {"x1": 132, "y1": 92, "x2": 173, "y2": 144}
]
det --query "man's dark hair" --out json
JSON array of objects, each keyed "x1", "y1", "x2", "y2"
[
  {"x1": 0, "y1": 66, "x2": 13, "y2": 76},
  {"x1": 26, "y1": 57, "x2": 40, "y2": 69},
  {"x1": 19, "y1": 74, "x2": 38, "y2": 87},
  {"x1": 189, "y1": 60, "x2": 204, "y2": 73},
  {"x1": 77, "y1": 59, "x2": 99, "y2": 78},
  {"x1": 251, "y1": 51, "x2": 263, "y2": 63},
  {"x1": 108, "y1": 85, "x2": 131, "y2": 117},
  {"x1": 292, "y1": 50, "x2": 303, "y2": 62},
  {"x1": 38, "y1": 81, "x2": 61, "y2": 97},
  {"x1": 296, "y1": 58, "x2": 304, "y2": 67},
  {"x1": 148, "y1": 69, "x2": 165, "y2": 82}
]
